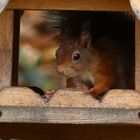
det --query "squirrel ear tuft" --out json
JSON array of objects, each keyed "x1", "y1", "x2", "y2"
[
  {"x1": 80, "y1": 21, "x2": 92, "y2": 49},
  {"x1": 80, "y1": 20, "x2": 91, "y2": 42},
  {"x1": 80, "y1": 31, "x2": 91, "y2": 42},
  {"x1": 80, "y1": 31, "x2": 91, "y2": 50}
]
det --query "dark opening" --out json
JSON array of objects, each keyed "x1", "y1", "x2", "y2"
[{"x1": 19, "y1": 11, "x2": 135, "y2": 91}]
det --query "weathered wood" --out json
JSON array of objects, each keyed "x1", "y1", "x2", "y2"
[
  {"x1": 135, "y1": 18, "x2": 140, "y2": 91},
  {"x1": 0, "y1": 87, "x2": 140, "y2": 108},
  {"x1": 0, "y1": 87, "x2": 140, "y2": 124},
  {"x1": 48, "y1": 89, "x2": 140, "y2": 108},
  {"x1": 0, "y1": 10, "x2": 20, "y2": 89},
  {"x1": 0, "y1": 10, "x2": 14, "y2": 89},
  {"x1": 7, "y1": 0, "x2": 131, "y2": 11},
  {"x1": 0, "y1": 106, "x2": 139, "y2": 124},
  {"x1": 0, "y1": 87, "x2": 45, "y2": 106}
]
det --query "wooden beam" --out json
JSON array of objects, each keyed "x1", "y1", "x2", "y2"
[
  {"x1": 0, "y1": 10, "x2": 20, "y2": 89},
  {"x1": 0, "y1": 106, "x2": 139, "y2": 124},
  {"x1": 0, "y1": 123, "x2": 140, "y2": 140},
  {"x1": 7, "y1": 0, "x2": 131, "y2": 11},
  {"x1": 0, "y1": 10, "x2": 14, "y2": 89},
  {"x1": 135, "y1": 18, "x2": 140, "y2": 92},
  {"x1": 0, "y1": 88, "x2": 140, "y2": 124},
  {"x1": 0, "y1": 123, "x2": 140, "y2": 139}
]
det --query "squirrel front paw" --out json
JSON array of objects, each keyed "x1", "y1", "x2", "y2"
[
  {"x1": 75, "y1": 83, "x2": 89, "y2": 91},
  {"x1": 43, "y1": 89, "x2": 58, "y2": 102},
  {"x1": 84, "y1": 85, "x2": 109, "y2": 100}
]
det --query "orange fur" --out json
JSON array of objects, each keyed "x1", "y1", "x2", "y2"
[{"x1": 56, "y1": 31, "x2": 134, "y2": 97}]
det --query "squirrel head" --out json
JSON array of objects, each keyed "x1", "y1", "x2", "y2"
[{"x1": 56, "y1": 30, "x2": 94, "y2": 78}]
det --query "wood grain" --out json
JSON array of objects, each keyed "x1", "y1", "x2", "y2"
[
  {"x1": 48, "y1": 89, "x2": 140, "y2": 108},
  {"x1": 7, "y1": 0, "x2": 131, "y2": 11},
  {"x1": 0, "y1": 10, "x2": 14, "y2": 89},
  {"x1": 1, "y1": 87, "x2": 140, "y2": 108},
  {"x1": 0, "y1": 106, "x2": 139, "y2": 124},
  {"x1": 0, "y1": 87, "x2": 140, "y2": 124},
  {"x1": 135, "y1": 18, "x2": 140, "y2": 92}
]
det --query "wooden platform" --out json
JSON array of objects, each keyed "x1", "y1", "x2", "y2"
[
  {"x1": 0, "y1": 87, "x2": 140, "y2": 124},
  {"x1": 0, "y1": 0, "x2": 140, "y2": 139}
]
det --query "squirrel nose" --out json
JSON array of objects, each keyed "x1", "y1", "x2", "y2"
[{"x1": 57, "y1": 65, "x2": 64, "y2": 75}]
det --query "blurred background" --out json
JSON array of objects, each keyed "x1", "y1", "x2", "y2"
[{"x1": 19, "y1": 10, "x2": 64, "y2": 91}]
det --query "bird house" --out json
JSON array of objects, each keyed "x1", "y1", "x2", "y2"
[{"x1": 0, "y1": 0, "x2": 140, "y2": 139}]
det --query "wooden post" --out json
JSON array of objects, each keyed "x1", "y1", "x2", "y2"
[
  {"x1": 0, "y1": 10, "x2": 20, "y2": 89},
  {"x1": 135, "y1": 18, "x2": 140, "y2": 91}
]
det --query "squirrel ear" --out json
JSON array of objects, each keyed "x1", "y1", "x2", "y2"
[
  {"x1": 80, "y1": 31, "x2": 91, "y2": 42},
  {"x1": 80, "y1": 31, "x2": 91, "y2": 50},
  {"x1": 80, "y1": 20, "x2": 91, "y2": 41}
]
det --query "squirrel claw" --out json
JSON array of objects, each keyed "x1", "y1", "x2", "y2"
[
  {"x1": 84, "y1": 89, "x2": 103, "y2": 102},
  {"x1": 43, "y1": 89, "x2": 57, "y2": 103}
]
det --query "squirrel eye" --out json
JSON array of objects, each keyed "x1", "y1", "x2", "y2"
[{"x1": 73, "y1": 52, "x2": 81, "y2": 61}]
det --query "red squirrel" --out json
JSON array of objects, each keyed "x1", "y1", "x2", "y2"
[
  {"x1": 43, "y1": 12, "x2": 134, "y2": 99},
  {"x1": 55, "y1": 29, "x2": 134, "y2": 97}
]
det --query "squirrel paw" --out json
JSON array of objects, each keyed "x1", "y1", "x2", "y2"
[
  {"x1": 84, "y1": 88, "x2": 104, "y2": 102},
  {"x1": 75, "y1": 84, "x2": 89, "y2": 91},
  {"x1": 43, "y1": 89, "x2": 57, "y2": 103}
]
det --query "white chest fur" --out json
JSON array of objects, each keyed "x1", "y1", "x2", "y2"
[{"x1": 73, "y1": 71, "x2": 95, "y2": 86}]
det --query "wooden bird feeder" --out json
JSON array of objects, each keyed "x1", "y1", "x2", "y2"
[{"x1": 0, "y1": 0, "x2": 140, "y2": 139}]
